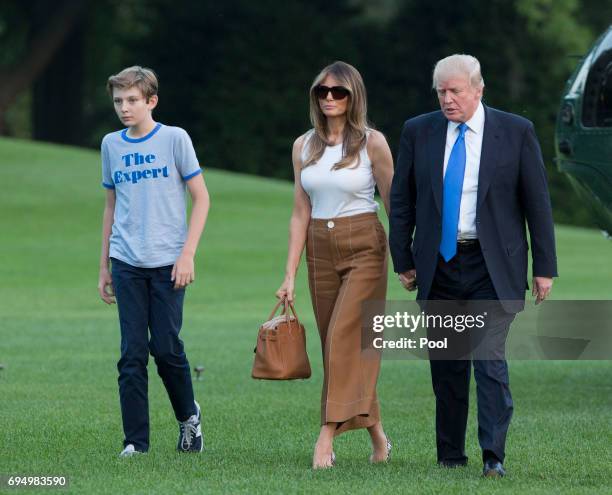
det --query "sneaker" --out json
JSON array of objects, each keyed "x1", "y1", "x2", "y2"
[
  {"x1": 119, "y1": 444, "x2": 144, "y2": 458},
  {"x1": 177, "y1": 400, "x2": 203, "y2": 452}
]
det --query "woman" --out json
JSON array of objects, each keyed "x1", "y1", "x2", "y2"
[{"x1": 276, "y1": 61, "x2": 394, "y2": 469}]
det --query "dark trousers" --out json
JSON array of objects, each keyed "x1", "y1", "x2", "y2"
[
  {"x1": 428, "y1": 243, "x2": 514, "y2": 465},
  {"x1": 111, "y1": 258, "x2": 196, "y2": 451}
]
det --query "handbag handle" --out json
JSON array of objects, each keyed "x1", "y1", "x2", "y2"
[
  {"x1": 287, "y1": 301, "x2": 300, "y2": 322},
  {"x1": 267, "y1": 299, "x2": 285, "y2": 320},
  {"x1": 267, "y1": 298, "x2": 301, "y2": 325}
]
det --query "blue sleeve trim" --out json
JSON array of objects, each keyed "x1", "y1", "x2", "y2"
[
  {"x1": 183, "y1": 168, "x2": 202, "y2": 181},
  {"x1": 102, "y1": 182, "x2": 116, "y2": 189}
]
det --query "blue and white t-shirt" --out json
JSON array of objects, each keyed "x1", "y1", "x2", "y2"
[{"x1": 101, "y1": 123, "x2": 202, "y2": 268}]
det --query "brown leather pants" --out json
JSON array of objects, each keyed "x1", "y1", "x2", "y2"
[{"x1": 306, "y1": 212, "x2": 388, "y2": 435}]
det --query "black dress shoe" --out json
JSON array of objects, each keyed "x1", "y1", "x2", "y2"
[{"x1": 482, "y1": 459, "x2": 506, "y2": 478}]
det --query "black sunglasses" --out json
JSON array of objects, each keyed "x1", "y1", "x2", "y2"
[{"x1": 314, "y1": 85, "x2": 350, "y2": 100}]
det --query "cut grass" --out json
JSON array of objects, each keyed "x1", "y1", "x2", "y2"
[{"x1": 0, "y1": 137, "x2": 611, "y2": 494}]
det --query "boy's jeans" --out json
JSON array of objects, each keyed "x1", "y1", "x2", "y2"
[{"x1": 111, "y1": 257, "x2": 196, "y2": 451}]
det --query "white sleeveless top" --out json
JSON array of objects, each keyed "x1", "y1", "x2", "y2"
[{"x1": 300, "y1": 130, "x2": 379, "y2": 219}]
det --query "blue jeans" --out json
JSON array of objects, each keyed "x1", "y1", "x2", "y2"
[{"x1": 111, "y1": 257, "x2": 196, "y2": 451}]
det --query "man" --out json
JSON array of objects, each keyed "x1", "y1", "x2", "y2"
[{"x1": 389, "y1": 54, "x2": 557, "y2": 477}]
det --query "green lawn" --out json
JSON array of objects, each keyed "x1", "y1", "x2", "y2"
[{"x1": 0, "y1": 137, "x2": 611, "y2": 494}]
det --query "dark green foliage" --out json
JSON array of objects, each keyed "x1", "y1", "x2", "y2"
[
  {"x1": 111, "y1": 0, "x2": 363, "y2": 177},
  {"x1": 0, "y1": 0, "x2": 606, "y2": 226}
]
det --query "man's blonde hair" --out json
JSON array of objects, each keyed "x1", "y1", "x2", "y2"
[
  {"x1": 106, "y1": 66, "x2": 158, "y2": 100},
  {"x1": 432, "y1": 54, "x2": 484, "y2": 89}
]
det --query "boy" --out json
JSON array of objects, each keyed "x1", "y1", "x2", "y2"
[{"x1": 97, "y1": 66, "x2": 210, "y2": 457}]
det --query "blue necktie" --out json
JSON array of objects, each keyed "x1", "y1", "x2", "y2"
[{"x1": 440, "y1": 123, "x2": 468, "y2": 262}]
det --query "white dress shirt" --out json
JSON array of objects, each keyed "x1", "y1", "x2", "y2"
[{"x1": 442, "y1": 101, "x2": 485, "y2": 240}]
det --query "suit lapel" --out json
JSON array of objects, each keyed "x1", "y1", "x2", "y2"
[
  {"x1": 477, "y1": 105, "x2": 502, "y2": 211},
  {"x1": 428, "y1": 114, "x2": 447, "y2": 215}
]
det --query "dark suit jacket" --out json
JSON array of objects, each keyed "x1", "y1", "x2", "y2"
[{"x1": 389, "y1": 105, "x2": 558, "y2": 313}]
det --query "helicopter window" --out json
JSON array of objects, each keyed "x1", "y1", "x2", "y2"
[{"x1": 582, "y1": 49, "x2": 612, "y2": 127}]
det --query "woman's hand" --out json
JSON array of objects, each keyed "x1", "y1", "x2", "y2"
[{"x1": 276, "y1": 275, "x2": 295, "y2": 303}]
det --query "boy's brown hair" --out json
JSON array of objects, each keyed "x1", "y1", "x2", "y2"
[{"x1": 106, "y1": 66, "x2": 158, "y2": 101}]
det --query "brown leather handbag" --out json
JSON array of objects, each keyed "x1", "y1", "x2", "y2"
[{"x1": 252, "y1": 299, "x2": 311, "y2": 380}]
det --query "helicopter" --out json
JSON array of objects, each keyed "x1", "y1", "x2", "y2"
[{"x1": 555, "y1": 25, "x2": 612, "y2": 239}]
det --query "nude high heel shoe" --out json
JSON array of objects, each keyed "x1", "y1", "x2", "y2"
[{"x1": 369, "y1": 438, "x2": 392, "y2": 464}]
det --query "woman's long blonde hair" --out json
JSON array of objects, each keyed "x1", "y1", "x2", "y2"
[{"x1": 303, "y1": 61, "x2": 370, "y2": 170}]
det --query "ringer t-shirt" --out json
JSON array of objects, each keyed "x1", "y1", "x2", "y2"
[{"x1": 101, "y1": 123, "x2": 202, "y2": 268}]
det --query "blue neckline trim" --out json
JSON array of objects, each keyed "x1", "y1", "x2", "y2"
[{"x1": 121, "y1": 123, "x2": 162, "y2": 143}]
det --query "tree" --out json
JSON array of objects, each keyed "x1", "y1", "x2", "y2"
[
  {"x1": 0, "y1": 0, "x2": 87, "y2": 136},
  {"x1": 360, "y1": 0, "x2": 594, "y2": 226}
]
